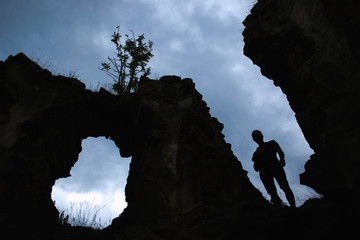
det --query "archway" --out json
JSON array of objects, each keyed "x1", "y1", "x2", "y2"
[{"x1": 51, "y1": 136, "x2": 131, "y2": 229}]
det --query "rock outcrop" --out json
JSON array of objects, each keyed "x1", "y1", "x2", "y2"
[
  {"x1": 2, "y1": 1, "x2": 360, "y2": 237},
  {"x1": 243, "y1": 0, "x2": 360, "y2": 198},
  {"x1": 0, "y1": 53, "x2": 266, "y2": 239},
  {"x1": 0, "y1": 52, "x2": 146, "y2": 238}
]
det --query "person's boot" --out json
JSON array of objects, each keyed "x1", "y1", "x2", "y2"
[{"x1": 270, "y1": 194, "x2": 283, "y2": 206}]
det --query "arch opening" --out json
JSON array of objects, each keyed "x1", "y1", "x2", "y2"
[{"x1": 51, "y1": 136, "x2": 131, "y2": 229}]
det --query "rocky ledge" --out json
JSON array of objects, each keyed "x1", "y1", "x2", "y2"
[
  {"x1": 1, "y1": 1, "x2": 360, "y2": 237},
  {"x1": 243, "y1": 0, "x2": 360, "y2": 198}
]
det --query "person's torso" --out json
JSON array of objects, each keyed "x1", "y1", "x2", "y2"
[{"x1": 252, "y1": 140, "x2": 280, "y2": 170}]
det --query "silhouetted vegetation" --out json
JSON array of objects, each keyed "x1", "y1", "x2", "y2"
[
  {"x1": 100, "y1": 26, "x2": 153, "y2": 94},
  {"x1": 30, "y1": 54, "x2": 79, "y2": 78},
  {"x1": 55, "y1": 201, "x2": 111, "y2": 230}
]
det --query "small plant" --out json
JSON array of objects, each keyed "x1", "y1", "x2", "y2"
[
  {"x1": 58, "y1": 209, "x2": 70, "y2": 226},
  {"x1": 99, "y1": 26, "x2": 154, "y2": 95},
  {"x1": 55, "y1": 200, "x2": 111, "y2": 230}
]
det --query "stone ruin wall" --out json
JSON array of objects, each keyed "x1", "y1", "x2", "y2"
[{"x1": 1, "y1": 0, "x2": 360, "y2": 238}]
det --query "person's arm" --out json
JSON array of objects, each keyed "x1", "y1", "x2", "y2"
[
  {"x1": 274, "y1": 144, "x2": 286, "y2": 167},
  {"x1": 252, "y1": 150, "x2": 260, "y2": 172}
]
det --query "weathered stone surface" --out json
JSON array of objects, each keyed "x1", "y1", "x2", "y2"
[
  {"x1": 243, "y1": 0, "x2": 360, "y2": 197},
  {"x1": 0, "y1": 53, "x2": 147, "y2": 238},
  {"x1": 104, "y1": 74, "x2": 268, "y2": 240},
  {"x1": 0, "y1": 53, "x2": 266, "y2": 239},
  {"x1": 4, "y1": 0, "x2": 360, "y2": 234}
]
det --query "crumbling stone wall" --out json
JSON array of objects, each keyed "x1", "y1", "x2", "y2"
[
  {"x1": 3, "y1": 0, "x2": 360, "y2": 234},
  {"x1": 0, "y1": 53, "x2": 266, "y2": 239},
  {"x1": 0, "y1": 53, "x2": 147, "y2": 238}
]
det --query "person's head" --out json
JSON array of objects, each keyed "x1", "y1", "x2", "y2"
[{"x1": 252, "y1": 130, "x2": 264, "y2": 144}]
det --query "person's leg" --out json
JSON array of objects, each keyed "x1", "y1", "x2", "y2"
[
  {"x1": 259, "y1": 171, "x2": 282, "y2": 205},
  {"x1": 274, "y1": 167, "x2": 296, "y2": 208}
]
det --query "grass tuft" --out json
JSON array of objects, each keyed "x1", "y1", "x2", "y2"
[{"x1": 56, "y1": 200, "x2": 111, "y2": 230}]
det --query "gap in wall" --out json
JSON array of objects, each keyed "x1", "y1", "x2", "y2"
[{"x1": 51, "y1": 136, "x2": 131, "y2": 229}]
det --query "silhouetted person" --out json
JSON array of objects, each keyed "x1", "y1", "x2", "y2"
[{"x1": 251, "y1": 130, "x2": 296, "y2": 208}]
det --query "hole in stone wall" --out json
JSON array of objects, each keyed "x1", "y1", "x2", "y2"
[{"x1": 51, "y1": 136, "x2": 131, "y2": 229}]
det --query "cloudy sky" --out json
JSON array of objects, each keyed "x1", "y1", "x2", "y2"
[{"x1": 1, "y1": 0, "x2": 319, "y2": 224}]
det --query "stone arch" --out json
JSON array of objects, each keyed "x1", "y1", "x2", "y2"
[
  {"x1": 0, "y1": 53, "x2": 157, "y2": 236},
  {"x1": 52, "y1": 136, "x2": 131, "y2": 227}
]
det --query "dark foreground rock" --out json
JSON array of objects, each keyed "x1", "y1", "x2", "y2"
[
  {"x1": 1, "y1": 51, "x2": 359, "y2": 240},
  {"x1": 2, "y1": 1, "x2": 360, "y2": 236},
  {"x1": 0, "y1": 53, "x2": 268, "y2": 239},
  {"x1": 243, "y1": 0, "x2": 360, "y2": 198}
]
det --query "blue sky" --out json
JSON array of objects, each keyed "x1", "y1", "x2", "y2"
[{"x1": 1, "y1": 0, "x2": 319, "y2": 224}]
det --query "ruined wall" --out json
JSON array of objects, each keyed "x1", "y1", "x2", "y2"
[
  {"x1": 104, "y1": 76, "x2": 268, "y2": 240},
  {"x1": 0, "y1": 53, "x2": 266, "y2": 239},
  {"x1": 243, "y1": 0, "x2": 360, "y2": 197},
  {"x1": 0, "y1": 53, "x2": 149, "y2": 238},
  {"x1": 4, "y1": 1, "x2": 360, "y2": 234}
]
